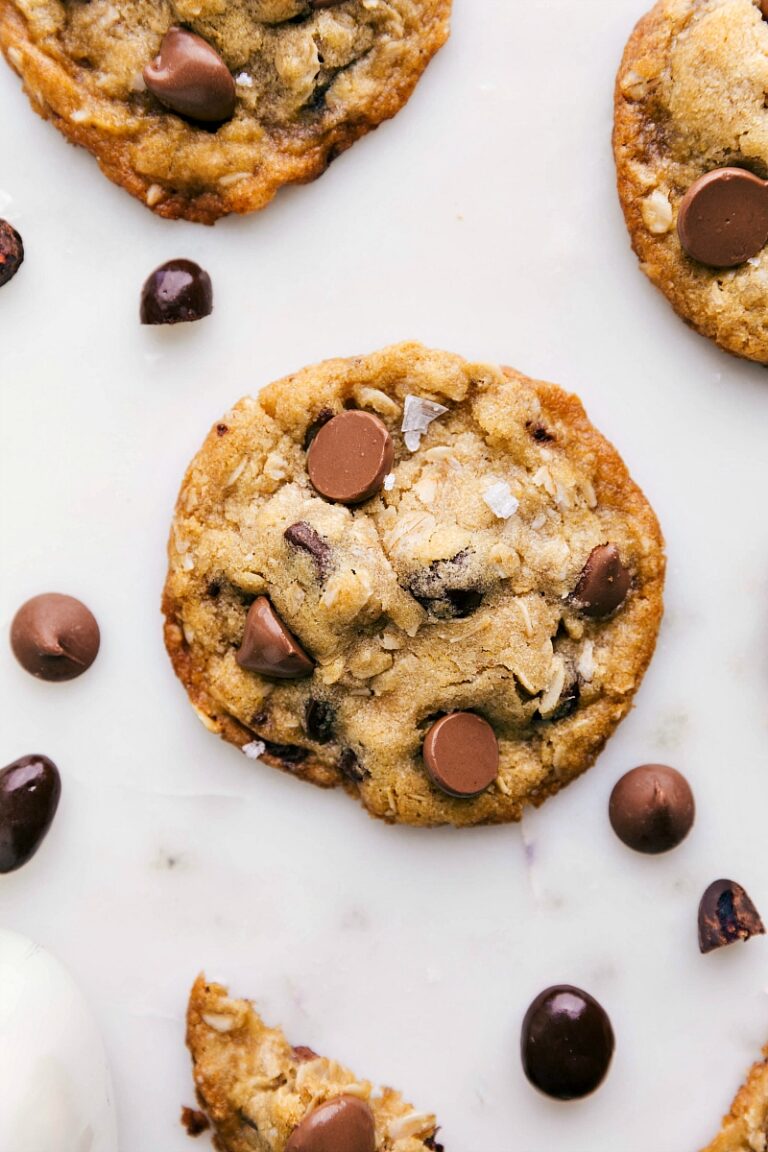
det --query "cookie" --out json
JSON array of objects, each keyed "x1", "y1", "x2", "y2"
[
  {"x1": 0, "y1": 0, "x2": 450, "y2": 224},
  {"x1": 187, "y1": 976, "x2": 442, "y2": 1152},
  {"x1": 703, "y1": 1047, "x2": 768, "y2": 1151},
  {"x1": 162, "y1": 342, "x2": 664, "y2": 828},
  {"x1": 614, "y1": 0, "x2": 768, "y2": 362}
]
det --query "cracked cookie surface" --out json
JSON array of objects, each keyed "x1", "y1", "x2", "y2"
[
  {"x1": 187, "y1": 976, "x2": 441, "y2": 1152},
  {"x1": 614, "y1": 0, "x2": 768, "y2": 362},
  {"x1": 162, "y1": 342, "x2": 664, "y2": 827},
  {"x1": 703, "y1": 1047, "x2": 768, "y2": 1151},
  {"x1": 0, "y1": 0, "x2": 449, "y2": 223}
]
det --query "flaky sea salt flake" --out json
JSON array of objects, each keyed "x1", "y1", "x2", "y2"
[
  {"x1": 242, "y1": 741, "x2": 266, "y2": 760},
  {"x1": 401, "y1": 394, "x2": 449, "y2": 452},
  {"x1": 483, "y1": 481, "x2": 519, "y2": 519}
]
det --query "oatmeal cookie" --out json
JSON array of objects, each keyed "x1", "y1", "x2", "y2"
[
  {"x1": 614, "y1": 0, "x2": 768, "y2": 362},
  {"x1": 703, "y1": 1048, "x2": 768, "y2": 1151},
  {"x1": 162, "y1": 342, "x2": 664, "y2": 827},
  {"x1": 187, "y1": 976, "x2": 442, "y2": 1152},
  {"x1": 0, "y1": 0, "x2": 450, "y2": 223}
]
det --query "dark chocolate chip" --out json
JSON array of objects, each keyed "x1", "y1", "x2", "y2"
[
  {"x1": 573, "y1": 544, "x2": 630, "y2": 618},
  {"x1": 424, "y1": 1136, "x2": 445, "y2": 1152},
  {"x1": 285, "y1": 1095, "x2": 375, "y2": 1152},
  {"x1": 284, "y1": 522, "x2": 332, "y2": 579},
  {"x1": 0, "y1": 220, "x2": 24, "y2": 288},
  {"x1": 307, "y1": 411, "x2": 394, "y2": 505},
  {"x1": 609, "y1": 764, "x2": 694, "y2": 854},
  {"x1": 528, "y1": 422, "x2": 555, "y2": 443},
  {"x1": 216, "y1": 423, "x2": 229, "y2": 436},
  {"x1": 180, "y1": 1107, "x2": 210, "y2": 1137},
  {"x1": 698, "y1": 879, "x2": 766, "y2": 954},
  {"x1": 207, "y1": 580, "x2": 222, "y2": 598},
  {"x1": 339, "y1": 748, "x2": 367, "y2": 782},
  {"x1": 542, "y1": 678, "x2": 580, "y2": 722},
  {"x1": 305, "y1": 699, "x2": 335, "y2": 744},
  {"x1": 143, "y1": 28, "x2": 236, "y2": 123},
  {"x1": 304, "y1": 408, "x2": 334, "y2": 450},
  {"x1": 408, "y1": 552, "x2": 483, "y2": 620},
  {"x1": 521, "y1": 985, "x2": 614, "y2": 1100},
  {"x1": 677, "y1": 168, "x2": 768, "y2": 268},
  {"x1": 251, "y1": 710, "x2": 269, "y2": 727},
  {"x1": 0, "y1": 755, "x2": 61, "y2": 873},
  {"x1": 140, "y1": 259, "x2": 213, "y2": 325},
  {"x1": 11, "y1": 593, "x2": 100, "y2": 681},
  {"x1": 236, "y1": 597, "x2": 314, "y2": 679},
  {"x1": 262, "y1": 740, "x2": 309, "y2": 766},
  {"x1": 422, "y1": 713, "x2": 499, "y2": 798}
]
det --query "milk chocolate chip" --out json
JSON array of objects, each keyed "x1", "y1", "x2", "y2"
[
  {"x1": 140, "y1": 259, "x2": 212, "y2": 325},
  {"x1": 285, "y1": 1096, "x2": 375, "y2": 1152},
  {"x1": 144, "y1": 28, "x2": 236, "y2": 123},
  {"x1": 609, "y1": 764, "x2": 695, "y2": 854},
  {"x1": 573, "y1": 544, "x2": 630, "y2": 618},
  {"x1": 236, "y1": 597, "x2": 314, "y2": 679},
  {"x1": 521, "y1": 985, "x2": 614, "y2": 1100},
  {"x1": 11, "y1": 593, "x2": 100, "y2": 681},
  {"x1": 677, "y1": 168, "x2": 768, "y2": 268},
  {"x1": 698, "y1": 879, "x2": 765, "y2": 954},
  {"x1": 422, "y1": 712, "x2": 499, "y2": 798},
  {"x1": 0, "y1": 755, "x2": 61, "y2": 873},
  {"x1": 307, "y1": 411, "x2": 393, "y2": 505},
  {"x1": 0, "y1": 220, "x2": 23, "y2": 288}
]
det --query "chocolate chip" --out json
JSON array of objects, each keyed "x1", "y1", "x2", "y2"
[
  {"x1": 422, "y1": 712, "x2": 499, "y2": 798},
  {"x1": 544, "y1": 677, "x2": 580, "y2": 722},
  {"x1": 0, "y1": 220, "x2": 23, "y2": 288},
  {"x1": 307, "y1": 411, "x2": 393, "y2": 505},
  {"x1": 207, "y1": 580, "x2": 222, "y2": 598},
  {"x1": 216, "y1": 423, "x2": 229, "y2": 436},
  {"x1": 143, "y1": 28, "x2": 236, "y2": 123},
  {"x1": 424, "y1": 1136, "x2": 444, "y2": 1152},
  {"x1": 11, "y1": 593, "x2": 100, "y2": 681},
  {"x1": 0, "y1": 755, "x2": 61, "y2": 873},
  {"x1": 309, "y1": 0, "x2": 346, "y2": 7},
  {"x1": 292, "y1": 1045, "x2": 320, "y2": 1062},
  {"x1": 698, "y1": 879, "x2": 766, "y2": 954},
  {"x1": 284, "y1": 522, "x2": 332, "y2": 579},
  {"x1": 262, "y1": 739, "x2": 309, "y2": 766},
  {"x1": 573, "y1": 544, "x2": 630, "y2": 618},
  {"x1": 409, "y1": 552, "x2": 483, "y2": 620},
  {"x1": 180, "y1": 1107, "x2": 210, "y2": 1137},
  {"x1": 304, "y1": 408, "x2": 334, "y2": 450},
  {"x1": 338, "y1": 748, "x2": 366, "y2": 782},
  {"x1": 677, "y1": 168, "x2": 768, "y2": 268},
  {"x1": 305, "y1": 699, "x2": 335, "y2": 744},
  {"x1": 528, "y1": 422, "x2": 554, "y2": 443},
  {"x1": 285, "y1": 1095, "x2": 376, "y2": 1152},
  {"x1": 609, "y1": 764, "x2": 694, "y2": 854},
  {"x1": 521, "y1": 985, "x2": 614, "y2": 1100},
  {"x1": 140, "y1": 259, "x2": 213, "y2": 325},
  {"x1": 236, "y1": 597, "x2": 314, "y2": 679}
]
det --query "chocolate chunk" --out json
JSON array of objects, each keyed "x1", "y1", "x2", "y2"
[
  {"x1": 0, "y1": 220, "x2": 23, "y2": 288},
  {"x1": 338, "y1": 748, "x2": 366, "y2": 782},
  {"x1": 0, "y1": 755, "x2": 61, "y2": 873},
  {"x1": 304, "y1": 408, "x2": 334, "y2": 449},
  {"x1": 285, "y1": 1095, "x2": 375, "y2": 1152},
  {"x1": 11, "y1": 593, "x2": 100, "y2": 681},
  {"x1": 307, "y1": 411, "x2": 393, "y2": 505},
  {"x1": 609, "y1": 764, "x2": 694, "y2": 854},
  {"x1": 292, "y1": 1045, "x2": 320, "y2": 1062},
  {"x1": 284, "y1": 522, "x2": 332, "y2": 579},
  {"x1": 521, "y1": 985, "x2": 614, "y2": 1100},
  {"x1": 409, "y1": 552, "x2": 483, "y2": 620},
  {"x1": 573, "y1": 544, "x2": 630, "y2": 618},
  {"x1": 698, "y1": 879, "x2": 766, "y2": 954},
  {"x1": 422, "y1": 712, "x2": 499, "y2": 798},
  {"x1": 180, "y1": 1107, "x2": 210, "y2": 1137},
  {"x1": 236, "y1": 597, "x2": 314, "y2": 679},
  {"x1": 143, "y1": 28, "x2": 236, "y2": 123},
  {"x1": 677, "y1": 168, "x2": 768, "y2": 268},
  {"x1": 262, "y1": 739, "x2": 309, "y2": 765},
  {"x1": 305, "y1": 699, "x2": 335, "y2": 744},
  {"x1": 140, "y1": 259, "x2": 212, "y2": 325}
]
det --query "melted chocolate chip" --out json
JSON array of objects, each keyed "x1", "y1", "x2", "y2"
[
  {"x1": 305, "y1": 699, "x2": 335, "y2": 744},
  {"x1": 285, "y1": 1096, "x2": 376, "y2": 1152},
  {"x1": 573, "y1": 544, "x2": 630, "y2": 618},
  {"x1": 304, "y1": 408, "x2": 334, "y2": 450},
  {"x1": 262, "y1": 740, "x2": 309, "y2": 766},
  {"x1": 609, "y1": 764, "x2": 694, "y2": 854},
  {"x1": 698, "y1": 879, "x2": 766, "y2": 954},
  {"x1": 11, "y1": 593, "x2": 100, "y2": 681},
  {"x1": 521, "y1": 985, "x2": 614, "y2": 1100},
  {"x1": 409, "y1": 552, "x2": 483, "y2": 620},
  {"x1": 0, "y1": 220, "x2": 24, "y2": 288},
  {"x1": 140, "y1": 259, "x2": 213, "y2": 325},
  {"x1": 284, "y1": 522, "x2": 332, "y2": 579},
  {"x1": 236, "y1": 597, "x2": 314, "y2": 679},
  {"x1": 0, "y1": 755, "x2": 61, "y2": 873},
  {"x1": 143, "y1": 28, "x2": 236, "y2": 123},
  {"x1": 339, "y1": 748, "x2": 366, "y2": 782}
]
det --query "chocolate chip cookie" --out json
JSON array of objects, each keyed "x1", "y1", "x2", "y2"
[
  {"x1": 162, "y1": 343, "x2": 664, "y2": 827},
  {"x1": 0, "y1": 0, "x2": 450, "y2": 224},
  {"x1": 703, "y1": 1047, "x2": 768, "y2": 1151},
  {"x1": 614, "y1": 0, "x2": 768, "y2": 362},
  {"x1": 187, "y1": 976, "x2": 441, "y2": 1151}
]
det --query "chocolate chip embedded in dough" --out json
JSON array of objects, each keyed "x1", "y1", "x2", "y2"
[
  {"x1": 285, "y1": 1095, "x2": 376, "y2": 1152},
  {"x1": 573, "y1": 545, "x2": 630, "y2": 618},
  {"x1": 307, "y1": 411, "x2": 393, "y2": 505},
  {"x1": 422, "y1": 713, "x2": 499, "y2": 798},
  {"x1": 143, "y1": 28, "x2": 236, "y2": 123},
  {"x1": 236, "y1": 597, "x2": 314, "y2": 679},
  {"x1": 284, "y1": 522, "x2": 332, "y2": 579},
  {"x1": 677, "y1": 168, "x2": 768, "y2": 268}
]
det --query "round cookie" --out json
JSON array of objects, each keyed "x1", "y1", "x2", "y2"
[
  {"x1": 614, "y1": 0, "x2": 768, "y2": 362},
  {"x1": 162, "y1": 342, "x2": 665, "y2": 827},
  {"x1": 0, "y1": 0, "x2": 450, "y2": 224}
]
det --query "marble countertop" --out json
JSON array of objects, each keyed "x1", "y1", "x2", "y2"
[{"x1": 2, "y1": 1, "x2": 768, "y2": 1149}]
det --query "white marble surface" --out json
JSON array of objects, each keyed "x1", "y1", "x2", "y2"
[{"x1": 2, "y1": 1, "x2": 768, "y2": 1149}]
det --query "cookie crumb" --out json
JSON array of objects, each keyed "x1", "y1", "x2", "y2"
[{"x1": 181, "y1": 1106, "x2": 210, "y2": 1137}]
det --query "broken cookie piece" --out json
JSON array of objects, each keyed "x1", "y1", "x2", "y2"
[
  {"x1": 702, "y1": 1045, "x2": 768, "y2": 1151},
  {"x1": 186, "y1": 975, "x2": 441, "y2": 1152}
]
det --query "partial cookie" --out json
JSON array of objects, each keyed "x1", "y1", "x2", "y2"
[
  {"x1": 703, "y1": 1047, "x2": 768, "y2": 1151},
  {"x1": 162, "y1": 342, "x2": 665, "y2": 827},
  {"x1": 187, "y1": 975, "x2": 441, "y2": 1152},
  {"x1": 614, "y1": 0, "x2": 768, "y2": 362},
  {"x1": 0, "y1": 0, "x2": 450, "y2": 224}
]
